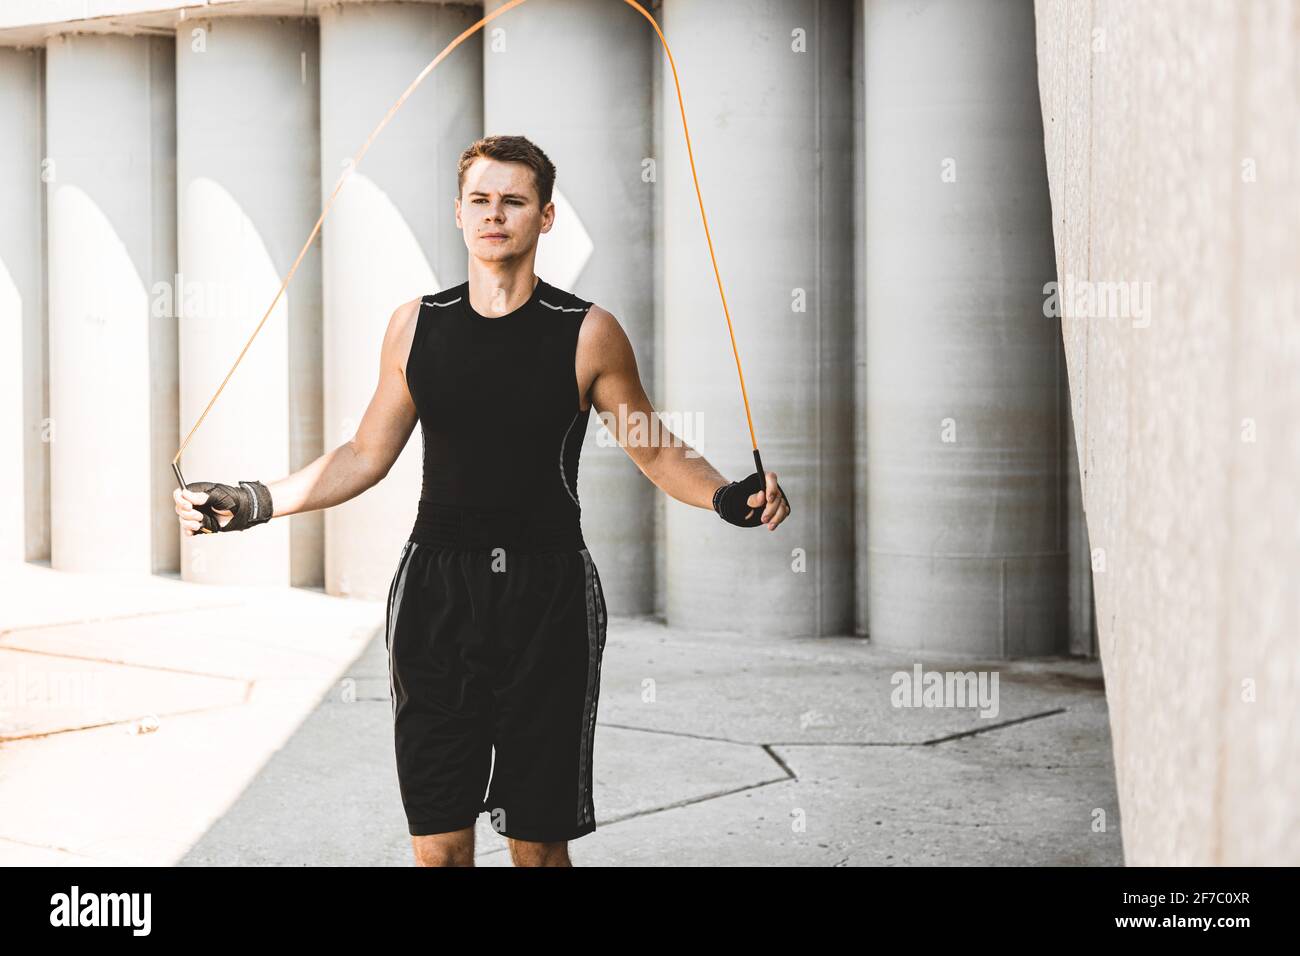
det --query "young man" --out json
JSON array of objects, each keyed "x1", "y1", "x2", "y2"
[{"x1": 173, "y1": 135, "x2": 790, "y2": 866}]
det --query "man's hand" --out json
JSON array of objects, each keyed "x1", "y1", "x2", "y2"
[
  {"x1": 713, "y1": 470, "x2": 791, "y2": 530},
  {"x1": 174, "y1": 487, "x2": 230, "y2": 535},
  {"x1": 173, "y1": 480, "x2": 273, "y2": 535},
  {"x1": 749, "y1": 470, "x2": 791, "y2": 531}
]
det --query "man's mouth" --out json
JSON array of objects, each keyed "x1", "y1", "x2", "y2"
[{"x1": 482, "y1": 233, "x2": 508, "y2": 240}]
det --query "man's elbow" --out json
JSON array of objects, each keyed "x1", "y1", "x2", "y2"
[
  {"x1": 348, "y1": 440, "x2": 390, "y2": 488},
  {"x1": 630, "y1": 439, "x2": 665, "y2": 485}
]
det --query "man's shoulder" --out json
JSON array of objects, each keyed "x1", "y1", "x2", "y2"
[
  {"x1": 421, "y1": 282, "x2": 469, "y2": 309},
  {"x1": 573, "y1": 302, "x2": 626, "y2": 356},
  {"x1": 536, "y1": 278, "x2": 595, "y2": 316}
]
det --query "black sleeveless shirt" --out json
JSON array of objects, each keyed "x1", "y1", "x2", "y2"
[{"x1": 404, "y1": 275, "x2": 595, "y2": 553}]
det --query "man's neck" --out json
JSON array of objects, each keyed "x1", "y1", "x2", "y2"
[{"x1": 467, "y1": 267, "x2": 539, "y2": 317}]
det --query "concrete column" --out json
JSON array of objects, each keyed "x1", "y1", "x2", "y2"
[
  {"x1": 863, "y1": 0, "x2": 1064, "y2": 656},
  {"x1": 0, "y1": 47, "x2": 47, "y2": 564},
  {"x1": 44, "y1": 33, "x2": 176, "y2": 574},
  {"x1": 662, "y1": 0, "x2": 855, "y2": 636},
  {"x1": 481, "y1": 0, "x2": 655, "y2": 615},
  {"x1": 852, "y1": 0, "x2": 867, "y2": 637},
  {"x1": 318, "y1": 1, "x2": 482, "y2": 601},
  {"x1": 176, "y1": 16, "x2": 321, "y2": 587}
]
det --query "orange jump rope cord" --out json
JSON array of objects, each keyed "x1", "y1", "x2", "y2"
[{"x1": 174, "y1": 0, "x2": 758, "y2": 466}]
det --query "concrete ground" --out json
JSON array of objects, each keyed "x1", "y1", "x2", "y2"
[{"x1": 0, "y1": 560, "x2": 1123, "y2": 866}]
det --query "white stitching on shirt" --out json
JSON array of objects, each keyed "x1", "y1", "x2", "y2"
[
  {"x1": 538, "y1": 298, "x2": 587, "y2": 312},
  {"x1": 558, "y1": 410, "x2": 582, "y2": 508}
]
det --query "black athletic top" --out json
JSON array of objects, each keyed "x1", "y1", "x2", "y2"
[{"x1": 405, "y1": 275, "x2": 595, "y2": 553}]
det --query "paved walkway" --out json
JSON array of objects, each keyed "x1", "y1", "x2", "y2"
[{"x1": 0, "y1": 560, "x2": 1123, "y2": 866}]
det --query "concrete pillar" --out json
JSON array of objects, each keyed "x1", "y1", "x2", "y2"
[
  {"x1": 44, "y1": 33, "x2": 176, "y2": 574},
  {"x1": 852, "y1": 0, "x2": 867, "y2": 637},
  {"x1": 0, "y1": 47, "x2": 47, "y2": 564},
  {"x1": 863, "y1": 0, "x2": 1064, "y2": 656},
  {"x1": 176, "y1": 16, "x2": 321, "y2": 587},
  {"x1": 662, "y1": 0, "x2": 855, "y2": 636},
  {"x1": 318, "y1": 1, "x2": 483, "y2": 601},
  {"x1": 481, "y1": 0, "x2": 655, "y2": 615}
]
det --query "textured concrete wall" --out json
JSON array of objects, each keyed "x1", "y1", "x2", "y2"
[{"x1": 1034, "y1": 0, "x2": 1300, "y2": 865}]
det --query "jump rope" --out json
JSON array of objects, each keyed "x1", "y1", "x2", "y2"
[{"x1": 174, "y1": 0, "x2": 787, "y2": 531}]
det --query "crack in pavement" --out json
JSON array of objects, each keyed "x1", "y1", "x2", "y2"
[
  {"x1": 0, "y1": 602, "x2": 250, "y2": 639},
  {"x1": 0, "y1": 832, "x2": 90, "y2": 859},
  {"x1": 0, "y1": 698, "x2": 251, "y2": 743},
  {"x1": 466, "y1": 711, "x2": 1074, "y2": 855},
  {"x1": 0, "y1": 644, "x2": 254, "y2": 683},
  {"x1": 916, "y1": 708, "x2": 1068, "y2": 745},
  {"x1": 473, "y1": 774, "x2": 797, "y2": 858}
]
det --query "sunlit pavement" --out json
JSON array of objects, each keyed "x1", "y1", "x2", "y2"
[{"x1": 0, "y1": 560, "x2": 1122, "y2": 866}]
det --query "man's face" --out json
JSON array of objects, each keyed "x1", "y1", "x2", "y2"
[{"x1": 455, "y1": 157, "x2": 554, "y2": 263}]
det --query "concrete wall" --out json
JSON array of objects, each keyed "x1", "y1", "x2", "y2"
[{"x1": 1035, "y1": 0, "x2": 1299, "y2": 865}]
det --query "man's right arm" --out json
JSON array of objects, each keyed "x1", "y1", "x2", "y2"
[
  {"x1": 263, "y1": 298, "x2": 422, "y2": 519},
  {"x1": 174, "y1": 298, "x2": 423, "y2": 534}
]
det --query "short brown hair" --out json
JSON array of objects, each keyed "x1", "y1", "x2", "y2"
[{"x1": 456, "y1": 135, "x2": 556, "y2": 208}]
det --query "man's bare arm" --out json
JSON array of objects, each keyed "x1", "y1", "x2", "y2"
[
  {"x1": 583, "y1": 307, "x2": 727, "y2": 509},
  {"x1": 581, "y1": 308, "x2": 786, "y2": 534},
  {"x1": 263, "y1": 299, "x2": 420, "y2": 518}
]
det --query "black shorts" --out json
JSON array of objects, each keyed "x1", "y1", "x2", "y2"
[{"x1": 384, "y1": 539, "x2": 608, "y2": 842}]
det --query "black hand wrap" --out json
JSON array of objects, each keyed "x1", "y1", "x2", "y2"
[
  {"x1": 186, "y1": 480, "x2": 274, "y2": 533},
  {"x1": 712, "y1": 472, "x2": 789, "y2": 528}
]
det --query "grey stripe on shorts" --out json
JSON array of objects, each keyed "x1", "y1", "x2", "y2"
[
  {"x1": 386, "y1": 541, "x2": 417, "y2": 718},
  {"x1": 577, "y1": 548, "x2": 607, "y2": 828}
]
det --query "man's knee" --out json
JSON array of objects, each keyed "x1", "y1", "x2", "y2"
[
  {"x1": 508, "y1": 839, "x2": 571, "y2": 867},
  {"x1": 412, "y1": 826, "x2": 474, "y2": 866}
]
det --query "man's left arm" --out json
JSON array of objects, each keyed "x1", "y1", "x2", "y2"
[{"x1": 583, "y1": 306, "x2": 790, "y2": 531}]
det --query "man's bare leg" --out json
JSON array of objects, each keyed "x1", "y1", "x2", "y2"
[
  {"x1": 508, "y1": 838, "x2": 572, "y2": 867},
  {"x1": 411, "y1": 826, "x2": 475, "y2": 866}
]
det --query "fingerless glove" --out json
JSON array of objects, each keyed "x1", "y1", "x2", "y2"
[
  {"x1": 185, "y1": 480, "x2": 274, "y2": 533},
  {"x1": 712, "y1": 472, "x2": 769, "y2": 528}
]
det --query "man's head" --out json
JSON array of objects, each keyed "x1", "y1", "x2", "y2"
[{"x1": 455, "y1": 135, "x2": 556, "y2": 262}]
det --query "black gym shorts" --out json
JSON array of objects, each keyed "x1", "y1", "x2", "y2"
[{"x1": 384, "y1": 538, "x2": 608, "y2": 842}]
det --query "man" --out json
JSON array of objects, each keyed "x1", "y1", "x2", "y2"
[{"x1": 173, "y1": 134, "x2": 790, "y2": 867}]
